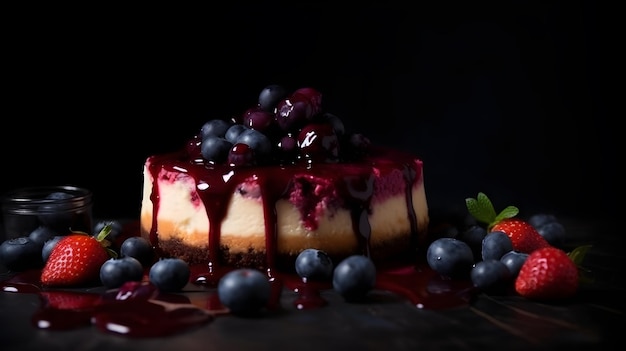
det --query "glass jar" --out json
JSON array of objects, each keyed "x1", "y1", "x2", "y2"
[{"x1": 1, "y1": 185, "x2": 93, "y2": 242}]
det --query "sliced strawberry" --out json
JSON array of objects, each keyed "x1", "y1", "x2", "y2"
[
  {"x1": 491, "y1": 218, "x2": 550, "y2": 253},
  {"x1": 515, "y1": 246, "x2": 579, "y2": 300}
]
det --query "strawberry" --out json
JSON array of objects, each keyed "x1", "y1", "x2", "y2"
[
  {"x1": 466, "y1": 192, "x2": 550, "y2": 253},
  {"x1": 40, "y1": 291, "x2": 103, "y2": 310},
  {"x1": 40, "y1": 225, "x2": 116, "y2": 287},
  {"x1": 514, "y1": 246, "x2": 579, "y2": 300},
  {"x1": 491, "y1": 218, "x2": 550, "y2": 253}
]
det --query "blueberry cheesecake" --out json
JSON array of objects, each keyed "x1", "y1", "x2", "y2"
[{"x1": 140, "y1": 85, "x2": 429, "y2": 271}]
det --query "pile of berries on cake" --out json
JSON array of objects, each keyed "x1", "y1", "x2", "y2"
[{"x1": 186, "y1": 84, "x2": 371, "y2": 167}]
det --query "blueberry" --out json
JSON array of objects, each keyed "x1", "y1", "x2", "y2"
[
  {"x1": 321, "y1": 113, "x2": 345, "y2": 137},
  {"x1": 93, "y1": 220, "x2": 123, "y2": 239},
  {"x1": 295, "y1": 248, "x2": 334, "y2": 281},
  {"x1": 46, "y1": 191, "x2": 72, "y2": 201},
  {"x1": 470, "y1": 259, "x2": 511, "y2": 293},
  {"x1": 42, "y1": 235, "x2": 64, "y2": 263},
  {"x1": 460, "y1": 213, "x2": 479, "y2": 229},
  {"x1": 148, "y1": 258, "x2": 190, "y2": 292},
  {"x1": 528, "y1": 213, "x2": 558, "y2": 229},
  {"x1": 500, "y1": 250, "x2": 529, "y2": 277},
  {"x1": 276, "y1": 134, "x2": 300, "y2": 164},
  {"x1": 217, "y1": 268, "x2": 271, "y2": 315},
  {"x1": 228, "y1": 143, "x2": 256, "y2": 167},
  {"x1": 28, "y1": 226, "x2": 58, "y2": 248},
  {"x1": 275, "y1": 94, "x2": 311, "y2": 132},
  {"x1": 536, "y1": 221, "x2": 566, "y2": 247},
  {"x1": 201, "y1": 136, "x2": 233, "y2": 163},
  {"x1": 37, "y1": 191, "x2": 73, "y2": 232},
  {"x1": 277, "y1": 134, "x2": 298, "y2": 154},
  {"x1": 120, "y1": 236, "x2": 154, "y2": 267},
  {"x1": 201, "y1": 119, "x2": 232, "y2": 140},
  {"x1": 0, "y1": 237, "x2": 42, "y2": 271},
  {"x1": 297, "y1": 123, "x2": 340, "y2": 163},
  {"x1": 481, "y1": 231, "x2": 513, "y2": 261},
  {"x1": 459, "y1": 225, "x2": 487, "y2": 259},
  {"x1": 332, "y1": 255, "x2": 376, "y2": 301},
  {"x1": 347, "y1": 133, "x2": 371, "y2": 154},
  {"x1": 225, "y1": 124, "x2": 248, "y2": 144},
  {"x1": 242, "y1": 108, "x2": 275, "y2": 134},
  {"x1": 100, "y1": 257, "x2": 144, "y2": 289},
  {"x1": 428, "y1": 223, "x2": 459, "y2": 241},
  {"x1": 293, "y1": 87, "x2": 322, "y2": 116},
  {"x1": 258, "y1": 84, "x2": 287, "y2": 112},
  {"x1": 426, "y1": 237, "x2": 474, "y2": 278},
  {"x1": 235, "y1": 128, "x2": 273, "y2": 160}
]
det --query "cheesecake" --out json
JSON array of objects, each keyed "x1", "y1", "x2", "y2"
[{"x1": 140, "y1": 85, "x2": 429, "y2": 271}]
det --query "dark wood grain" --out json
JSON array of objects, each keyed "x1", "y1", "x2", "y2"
[{"x1": 1, "y1": 217, "x2": 623, "y2": 350}]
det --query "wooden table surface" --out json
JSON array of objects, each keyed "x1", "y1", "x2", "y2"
[{"x1": 1, "y1": 216, "x2": 623, "y2": 351}]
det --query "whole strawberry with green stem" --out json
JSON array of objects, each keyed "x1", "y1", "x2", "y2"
[
  {"x1": 515, "y1": 245, "x2": 589, "y2": 300},
  {"x1": 465, "y1": 192, "x2": 550, "y2": 253},
  {"x1": 41, "y1": 224, "x2": 117, "y2": 287}
]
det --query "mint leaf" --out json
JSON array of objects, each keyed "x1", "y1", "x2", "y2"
[
  {"x1": 466, "y1": 193, "x2": 497, "y2": 224},
  {"x1": 477, "y1": 192, "x2": 497, "y2": 220},
  {"x1": 465, "y1": 197, "x2": 479, "y2": 216},
  {"x1": 494, "y1": 206, "x2": 519, "y2": 223},
  {"x1": 568, "y1": 245, "x2": 592, "y2": 266},
  {"x1": 569, "y1": 245, "x2": 593, "y2": 284}
]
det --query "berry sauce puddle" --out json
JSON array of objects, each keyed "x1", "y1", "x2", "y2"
[
  {"x1": 0, "y1": 264, "x2": 475, "y2": 338},
  {"x1": 0, "y1": 221, "x2": 476, "y2": 338}
]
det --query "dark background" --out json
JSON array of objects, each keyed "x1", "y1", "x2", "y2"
[{"x1": 1, "y1": 2, "x2": 616, "y2": 222}]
